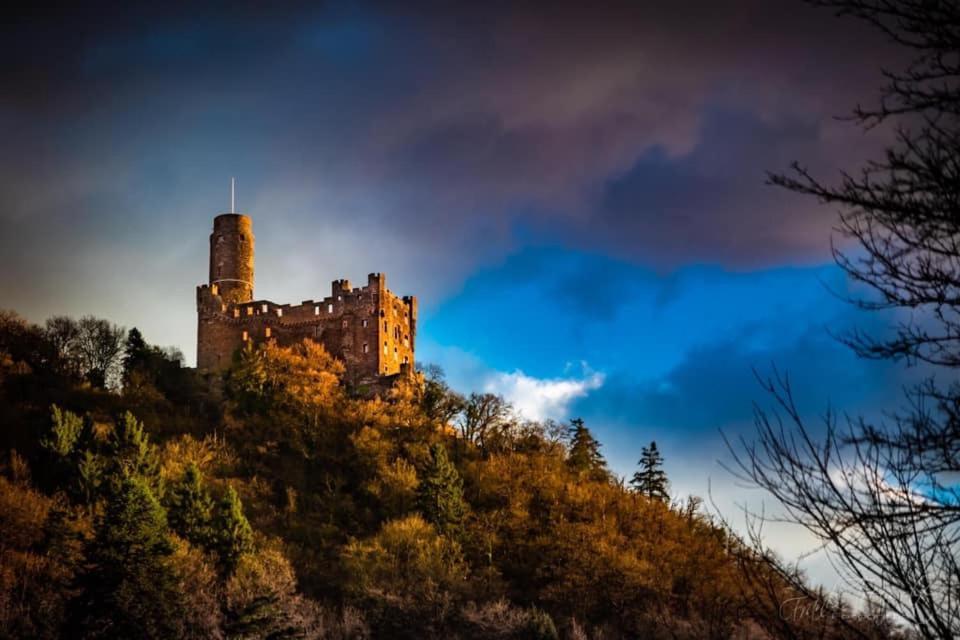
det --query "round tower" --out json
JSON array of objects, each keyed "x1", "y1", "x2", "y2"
[{"x1": 209, "y1": 213, "x2": 254, "y2": 303}]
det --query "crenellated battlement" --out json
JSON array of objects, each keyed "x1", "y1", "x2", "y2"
[{"x1": 197, "y1": 216, "x2": 416, "y2": 386}]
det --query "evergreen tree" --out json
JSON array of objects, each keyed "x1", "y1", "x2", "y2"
[
  {"x1": 214, "y1": 485, "x2": 254, "y2": 575},
  {"x1": 121, "y1": 327, "x2": 150, "y2": 386},
  {"x1": 77, "y1": 449, "x2": 103, "y2": 505},
  {"x1": 41, "y1": 405, "x2": 83, "y2": 459},
  {"x1": 71, "y1": 476, "x2": 185, "y2": 639},
  {"x1": 631, "y1": 440, "x2": 669, "y2": 501},
  {"x1": 167, "y1": 463, "x2": 214, "y2": 548},
  {"x1": 567, "y1": 418, "x2": 607, "y2": 479},
  {"x1": 105, "y1": 411, "x2": 161, "y2": 492},
  {"x1": 417, "y1": 443, "x2": 466, "y2": 538}
]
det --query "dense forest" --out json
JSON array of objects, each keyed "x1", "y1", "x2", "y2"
[{"x1": 0, "y1": 311, "x2": 909, "y2": 639}]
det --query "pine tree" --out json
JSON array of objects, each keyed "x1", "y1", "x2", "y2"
[
  {"x1": 71, "y1": 475, "x2": 185, "y2": 638},
  {"x1": 214, "y1": 485, "x2": 254, "y2": 575},
  {"x1": 167, "y1": 463, "x2": 214, "y2": 548},
  {"x1": 631, "y1": 441, "x2": 669, "y2": 501},
  {"x1": 121, "y1": 327, "x2": 150, "y2": 386},
  {"x1": 417, "y1": 443, "x2": 466, "y2": 538},
  {"x1": 41, "y1": 405, "x2": 83, "y2": 459},
  {"x1": 567, "y1": 418, "x2": 607, "y2": 479},
  {"x1": 105, "y1": 411, "x2": 161, "y2": 492},
  {"x1": 77, "y1": 449, "x2": 103, "y2": 505}
]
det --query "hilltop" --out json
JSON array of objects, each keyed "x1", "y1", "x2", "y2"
[{"x1": 0, "y1": 310, "x2": 906, "y2": 639}]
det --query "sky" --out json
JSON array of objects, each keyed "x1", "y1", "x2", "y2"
[{"x1": 0, "y1": 0, "x2": 923, "y2": 588}]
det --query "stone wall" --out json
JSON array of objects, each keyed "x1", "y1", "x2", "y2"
[{"x1": 197, "y1": 218, "x2": 416, "y2": 384}]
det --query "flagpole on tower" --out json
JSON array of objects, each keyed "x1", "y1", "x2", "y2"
[{"x1": 231, "y1": 177, "x2": 235, "y2": 213}]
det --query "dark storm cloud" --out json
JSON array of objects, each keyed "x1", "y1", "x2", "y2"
[
  {"x1": 590, "y1": 108, "x2": 872, "y2": 266},
  {"x1": 3, "y1": 0, "x2": 899, "y2": 238},
  {"x1": 0, "y1": 0, "x2": 905, "y2": 353}
]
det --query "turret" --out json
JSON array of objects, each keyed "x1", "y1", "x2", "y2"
[{"x1": 209, "y1": 213, "x2": 254, "y2": 304}]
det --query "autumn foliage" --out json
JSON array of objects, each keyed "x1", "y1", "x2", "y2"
[{"x1": 0, "y1": 310, "x2": 906, "y2": 639}]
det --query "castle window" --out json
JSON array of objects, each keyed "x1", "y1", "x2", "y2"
[
  {"x1": 341, "y1": 319, "x2": 348, "y2": 329},
  {"x1": 233, "y1": 308, "x2": 240, "y2": 318},
  {"x1": 384, "y1": 321, "x2": 388, "y2": 332},
  {"x1": 221, "y1": 304, "x2": 227, "y2": 312},
  {"x1": 383, "y1": 342, "x2": 388, "y2": 355},
  {"x1": 265, "y1": 327, "x2": 271, "y2": 338},
  {"x1": 247, "y1": 307, "x2": 253, "y2": 316},
  {"x1": 363, "y1": 343, "x2": 369, "y2": 354},
  {"x1": 328, "y1": 304, "x2": 333, "y2": 313},
  {"x1": 403, "y1": 356, "x2": 409, "y2": 364},
  {"x1": 262, "y1": 304, "x2": 268, "y2": 313},
  {"x1": 276, "y1": 308, "x2": 283, "y2": 317},
  {"x1": 242, "y1": 330, "x2": 248, "y2": 341},
  {"x1": 314, "y1": 306, "x2": 319, "y2": 315},
  {"x1": 362, "y1": 319, "x2": 368, "y2": 328},
  {"x1": 337, "y1": 295, "x2": 342, "y2": 301}
]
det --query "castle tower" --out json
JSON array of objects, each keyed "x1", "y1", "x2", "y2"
[
  {"x1": 197, "y1": 212, "x2": 416, "y2": 384},
  {"x1": 209, "y1": 213, "x2": 254, "y2": 303}
]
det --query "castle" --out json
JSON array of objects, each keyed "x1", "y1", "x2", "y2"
[{"x1": 196, "y1": 213, "x2": 417, "y2": 386}]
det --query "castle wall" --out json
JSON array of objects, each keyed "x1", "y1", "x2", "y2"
[
  {"x1": 197, "y1": 273, "x2": 417, "y2": 383},
  {"x1": 197, "y1": 214, "x2": 416, "y2": 385}
]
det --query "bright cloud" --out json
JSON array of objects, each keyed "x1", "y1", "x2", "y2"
[{"x1": 483, "y1": 367, "x2": 605, "y2": 421}]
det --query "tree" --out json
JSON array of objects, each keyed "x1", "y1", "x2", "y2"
[
  {"x1": 105, "y1": 411, "x2": 161, "y2": 492},
  {"x1": 343, "y1": 515, "x2": 466, "y2": 637},
  {"x1": 419, "y1": 364, "x2": 466, "y2": 426},
  {"x1": 40, "y1": 405, "x2": 83, "y2": 459},
  {"x1": 71, "y1": 476, "x2": 186, "y2": 639},
  {"x1": 771, "y1": 1, "x2": 960, "y2": 367},
  {"x1": 44, "y1": 316, "x2": 81, "y2": 378},
  {"x1": 566, "y1": 418, "x2": 607, "y2": 479},
  {"x1": 735, "y1": 3, "x2": 960, "y2": 637},
  {"x1": 166, "y1": 463, "x2": 214, "y2": 548},
  {"x1": 0, "y1": 310, "x2": 57, "y2": 376},
  {"x1": 630, "y1": 441, "x2": 669, "y2": 501},
  {"x1": 458, "y1": 392, "x2": 513, "y2": 452},
  {"x1": 74, "y1": 316, "x2": 126, "y2": 389},
  {"x1": 121, "y1": 327, "x2": 150, "y2": 387},
  {"x1": 417, "y1": 443, "x2": 466, "y2": 538},
  {"x1": 77, "y1": 449, "x2": 103, "y2": 506},
  {"x1": 214, "y1": 485, "x2": 254, "y2": 576}
]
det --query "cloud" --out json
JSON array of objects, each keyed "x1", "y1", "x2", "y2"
[
  {"x1": 484, "y1": 366, "x2": 606, "y2": 422},
  {"x1": 417, "y1": 339, "x2": 605, "y2": 422},
  {"x1": 0, "y1": 0, "x2": 907, "y2": 324}
]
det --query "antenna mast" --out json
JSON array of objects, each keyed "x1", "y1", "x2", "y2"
[{"x1": 231, "y1": 177, "x2": 236, "y2": 213}]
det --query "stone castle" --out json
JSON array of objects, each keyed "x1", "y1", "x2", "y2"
[{"x1": 196, "y1": 213, "x2": 416, "y2": 386}]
